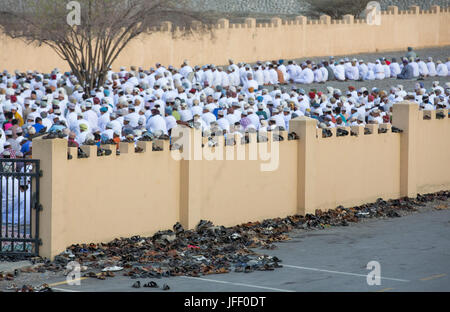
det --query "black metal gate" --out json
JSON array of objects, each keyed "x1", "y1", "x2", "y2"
[{"x1": 0, "y1": 158, "x2": 42, "y2": 258}]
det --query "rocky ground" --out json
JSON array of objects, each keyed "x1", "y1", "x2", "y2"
[{"x1": 0, "y1": 191, "x2": 448, "y2": 292}]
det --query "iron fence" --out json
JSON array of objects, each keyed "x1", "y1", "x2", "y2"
[{"x1": 0, "y1": 158, "x2": 41, "y2": 258}]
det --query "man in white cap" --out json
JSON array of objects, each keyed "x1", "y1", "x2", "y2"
[
  {"x1": 146, "y1": 107, "x2": 168, "y2": 135},
  {"x1": 201, "y1": 106, "x2": 216, "y2": 126},
  {"x1": 254, "y1": 65, "x2": 264, "y2": 86},
  {"x1": 333, "y1": 60, "x2": 346, "y2": 81},
  {"x1": 40, "y1": 111, "x2": 54, "y2": 130},
  {"x1": 409, "y1": 58, "x2": 419, "y2": 78},
  {"x1": 345, "y1": 59, "x2": 359, "y2": 81},
  {"x1": 271, "y1": 108, "x2": 286, "y2": 129},
  {"x1": 216, "y1": 110, "x2": 230, "y2": 132},
  {"x1": 374, "y1": 60, "x2": 385, "y2": 80},
  {"x1": 295, "y1": 63, "x2": 314, "y2": 84},
  {"x1": 109, "y1": 113, "x2": 122, "y2": 134},
  {"x1": 427, "y1": 57, "x2": 437, "y2": 76},
  {"x1": 83, "y1": 100, "x2": 98, "y2": 129},
  {"x1": 179, "y1": 60, "x2": 193, "y2": 79},
  {"x1": 268, "y1": 64, "x2": 279, "y2": 85},
  {"x1": 202, "y1": 65, "x2": 214, "y2": 87},
  {"x1": 357, "y1": 60, "x2": 368, "y2": 80},
  {"x1": 247, "y1": 108, "x2": 260, "y2": 129},
  {"x1": 446, "y1": 57, "x2": 450, "y2": 76},
  {"x1": 212, "y1": 66, "x2": 223, "y2": 87},
  {"x1": 417, "y1": 58, "x2": 429, "y2": 77},
  {"x1": 4, "y1": 129, "x2": 21, "y2": 153},
  {"x1": 244, "y1": 73, "x2": 259, "y2": 96},
  {"x1": 193, "y1": 113, "x2": 208, "y2": 132},
  {"x1": 102, "y1": 122, "x2": 115, "y2": 140},
  {"x1": 389, "y1": 58, "x2": 401, "y2": 78},
  {"x1": 127, "y1": 105, "x2": 140, "y2": 128},
  {"x1": 436, "y1": 60, "x2": 448, "y2": 77},
  {"x1": 179, "y1": 102, "x2": 193, "y2": 122}
]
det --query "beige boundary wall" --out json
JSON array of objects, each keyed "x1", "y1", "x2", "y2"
[
  {"x1": 31, "y1": 102, "x2": 450, "y2": 259},
  {"x1": 1, "y1": 5, "x2": 450, "y2": 72}
]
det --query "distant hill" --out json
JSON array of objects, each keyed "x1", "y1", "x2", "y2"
[{"x1": 185, "y1": 0, "x2": 449, "y2": 16}]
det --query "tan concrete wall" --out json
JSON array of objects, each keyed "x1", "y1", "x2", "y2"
[
  {"x1": 1, "y1": 6, "x2": 450, "y2": 72},
  {"x1": 32, "y1": 139, "x2": 180, "y2": 258},
  {"x1": 32, "y1": 102, "x2": 450, "y2": 259},
  {"x1": 191, "y1": 138, "x2": 299, "y2": 227},
  {"x1": 308, "y1": 127, "x2": 402, "y2": 211},
  {"x1": 415, "y1": 110, "x2": 450, "y2": 194}
]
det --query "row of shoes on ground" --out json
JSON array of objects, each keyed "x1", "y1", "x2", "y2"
[{"x1": 17, "y1": 191, "x2": 448, "y2": 282}]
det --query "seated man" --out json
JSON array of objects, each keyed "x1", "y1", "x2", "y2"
[{"x1": 397, "y1": 60, "x2": 414, "y2": 80}]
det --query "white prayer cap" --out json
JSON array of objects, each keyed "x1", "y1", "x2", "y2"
[{"x1": 3, "y1": 104, "x2": 12, "y2": 112}]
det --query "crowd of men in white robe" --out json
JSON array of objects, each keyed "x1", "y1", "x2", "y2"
[
  {"x1": 1, "y1": 54, "x2": 450, "y2": 227},
  {"x1": 1, "y1": 56, "x2": 449, "y2": 151}
]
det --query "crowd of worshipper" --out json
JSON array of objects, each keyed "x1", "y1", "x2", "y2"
[{"x1": 1, "y1": 50, "x2": 450, "y2": 158}]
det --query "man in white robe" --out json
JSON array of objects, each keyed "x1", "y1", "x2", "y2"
[
  {"x1": 374, "y1": 60, "x2": 385, "y2": 80},
  {"x1": 427, "y1": 57, "x2": 437, "y2": 77},
  {"x1": 345, "y1": 60, "x2": 359, "y2": 81},
  {"x1": 436, "y1": 61, "x2": 448, "y2": 77},
  {"x1": 295, "y1": 64, "x2": 314, "y2": 84},
  {"x1": 333, "y1": 60, "x2": 346, "y2": 81},
  {"x1": 389, "y1": 58, "x2": 401, "y2": 78}
]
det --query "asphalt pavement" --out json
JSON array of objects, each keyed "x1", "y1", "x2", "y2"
[{"x1": 11, "y1": 204, "x2": 449, "y2": 292}]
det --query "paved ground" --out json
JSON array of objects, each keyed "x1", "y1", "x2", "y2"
[
  {"x1": 0, "y1": 261, "x2": 32, "y2": 273},
  {"x1": 2, "y1": 199, "x2": 449, "y2": 292}
]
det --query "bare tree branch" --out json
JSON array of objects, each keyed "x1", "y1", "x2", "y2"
[{"x1": 0, "y1": 0, "x2": 214, "y2": 93}]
